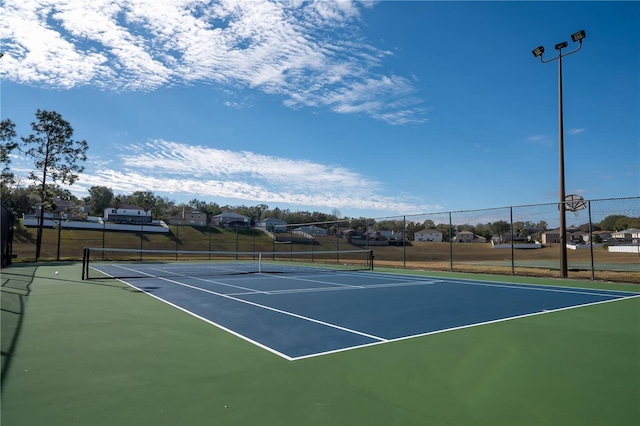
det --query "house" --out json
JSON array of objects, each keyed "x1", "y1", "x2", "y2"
[
  {"x1": 378, "y1": 230, "x2": 405, "y2": 241},
  {"x1": 454, "y1": 231, "x2": 486, "y2": 243},
  {"x1": 611, "y1": 228, "x2": 640, "y2": 245},
  {"x1": 34, "y1": 198, "x2": 89, "y2": 220},
  {"x1": 294, "y1": 225, "x2": 328, "y2": 236},
  {"x1": 211, "y1": 211, "x2": 250, "y2": 228},
  {"x1": 414, "y1": 229, "x2": 443, "y2": 242},
  {"x1": 167, "y1": 209, "x2": 207, "y2": 226},
  {"x1": 586, "y1": 230, "x2": 612, "y2": 243},
  {"x1": 104, "y1": 205, "x2": 152, "y2": 224},
  {"x1": 542, "y1": 227, "x2": 580, "y2": 244},
  {"x1": 255, "y1": 217, "x2": 287, "y2": 232},
  {"x1": 570, "y1": 232, "x2": 587, "y2": 244},
  {"x1": 365, "y1": 231, "x2": 387, "y2": 241}
]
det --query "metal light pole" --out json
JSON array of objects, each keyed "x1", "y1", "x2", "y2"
[{"x1": 532, "y1": 30, "x2": 586, "y2": 278}]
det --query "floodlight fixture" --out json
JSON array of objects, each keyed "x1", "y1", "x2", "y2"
[
  {"x1": 532, "y1": 46, "x2": 545, "y2": 57},
  {"x1": 571, "y1": 30, "x2": 586, "y2": 42},
  {"x1": 555, "y1": 41, "x2": 569, "y2": 50}
]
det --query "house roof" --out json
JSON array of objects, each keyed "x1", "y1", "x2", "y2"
[
  {"x1": 415, "y1": 229, "x2": 442, "y2": 234},
  {"x1": 257, "y1": 217, "x2": 287, "y2": 224},
  {"x1": 106, "y1": 205, "x2": 147, "y2": 211},
  {"x1": 616, "y1": 228, "x2": 640, "y2": 233},
  {"x1": 213, "y1": 211, "x2": 249, "y2": 219}
]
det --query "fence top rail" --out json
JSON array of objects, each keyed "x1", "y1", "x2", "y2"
[{"x1": 369, "y1": 196, "x2": 638, "y2": 221}]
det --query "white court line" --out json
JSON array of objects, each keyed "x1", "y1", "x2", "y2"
[
  {"x1": 442, "y1": 278, "x2": 636, "y2": 298},
  {"x1": 291, "y1": 293, "x2": 640, "y2": 361},
  {"x1": 112, "y1": 265, "x2": 387, "y2": 345},
  {"x1": 370, "y1": 270, "x2": 639, "y2": 296},
  {"x1": 228, "y1": 279, "x2": 440, "y2": 296},
  {"x1": 96, "y1": 264, "x2": 639, "y2": 361},
  {"x1": 262, "y1": 273, "x2": 365, "y2": 289},
  {"x1": 146, "y1": 266, "x2": 272, "y2": 295}
]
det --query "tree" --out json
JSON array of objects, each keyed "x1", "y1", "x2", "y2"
[
  {"x1": 345, "y1": 217, "x2": 364, "y2": 232},
  {"x1": 490, "y1": 220, "x2": 511, "y2": 241},
  {"x1": 252, "y1": 204, "x2": 269, "y2": 222},
  {"x1": 128, "y1": 191, "x2": 156, "y2": 211},
  {"x1": 475, "y1": 223, "x2": 492, "y2": 241},
  {"x1": 87, "y1": 186, "x2": 114, "y2": 216},
  {"x1": 406, "y1": 221, "x2": 423, "y2": 240},
  {"x1": 22, "y1": 110, "x2": 88, "y2": 260},
  {"x1": 599, "y1": 215, "x2": 628, "y2": 232},
  {"x1": 1, "y1": 119, "x2": 19, "y2": 190},
  {"x1": 154, "y1": 196, "x2": 176, "y2": 219},
  {"x1": 2, "y1": 185, "x2": 38, "y2": 217},
  {"x1": 435, "y1": 223, "x2": 451, "y2": 242}
]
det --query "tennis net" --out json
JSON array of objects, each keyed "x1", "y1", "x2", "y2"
[{"x1": 82, "y1": 247, "x2": 374, "y2": 280}]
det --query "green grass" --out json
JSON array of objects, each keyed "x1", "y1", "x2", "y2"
[{"x1": 2, "y1": 263, "x2": 639, "y2": 425}]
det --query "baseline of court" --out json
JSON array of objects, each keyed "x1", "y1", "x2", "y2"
[{"x1": 113, "y1": 269, "x2": 639, "y2": 360}]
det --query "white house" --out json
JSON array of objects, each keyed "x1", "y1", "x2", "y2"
[
  {"x1": 414, "y1": 229, "x2": 443, "y2": 242},
  {"x1": 255, "y1": 217, "x2": 287, "y2": 232},
  {"x1": 611, "y1": 228, "x2": 640, "y2": 245},
  {"x1": 294, "y1": 225, "x2": 328, "y2": 235},
  {"x1": 104, "y1": 206, "x2": 152, "y2": 224}
]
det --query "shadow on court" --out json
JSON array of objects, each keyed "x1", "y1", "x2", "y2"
[{"x1": 1, "y1": 265, "x2": 37, "y2": 388}]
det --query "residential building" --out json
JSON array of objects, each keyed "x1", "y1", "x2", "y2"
[
  {"x1": 211, "y1": 211, "x2": 250, "y2": 228},
  {"x1": 34, "y1": 198, "x2": 89, "y2": 220},
  {"x1": 294, "y1": 225, "x2": 328, "y2": 235},
  {"x1": 542, "y1": 227, "x2": 580, "y2": 244},
  {"x1": 255, "y1": 217, "x2": 287, "y2": 232},
  {"x1": 611, "y1": 228, "x2": 640, "y2": 245},
  {"x1": 104, "y1": 206, "x2": 152, "y2": 224},
  {"x1": 454, "y1": 231, "x2": 486, "y2": 243},
  {"x1": 414, "y1": 229, "x2": 443, "y2": 242},
  {"x1": 167, "y1": 209, "x2": 207, "y2": 226}
]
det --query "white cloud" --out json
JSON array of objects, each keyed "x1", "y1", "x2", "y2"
[
  {"x1": 61, "y1": 139, "x2": 436, "y2": 214},
  {"x1": 526, "y1": 134, "x2": 553, "y2": 146},
  {"x1": 0, "y1": 0, "x2": 426, "y2": 124},
  {"x1": 568, "y1": 128, "x2": 585, "y2": 135}
]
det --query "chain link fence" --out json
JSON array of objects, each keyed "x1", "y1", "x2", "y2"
[{"x1": 8, "y1": 197, "x2": 640, "y2": 283}]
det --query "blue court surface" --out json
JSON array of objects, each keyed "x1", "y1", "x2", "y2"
[{"x1": 96, "y1": 265, "x2": 639, "y2": 361}]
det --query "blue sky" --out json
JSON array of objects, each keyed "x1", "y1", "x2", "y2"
[{"x1": 1, "y1": 1, "x2": 638, "y2": 219}]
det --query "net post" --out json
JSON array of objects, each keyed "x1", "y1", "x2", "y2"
[
  {"x1": 258, "y1": 252, "x2": 262, "y2": 273},
  {"x1": 82, "y1": 248, "x2": 89, "y2": 280},
  {"x1": 369, "y1": 249, "x2": 374, "y2": 270}
]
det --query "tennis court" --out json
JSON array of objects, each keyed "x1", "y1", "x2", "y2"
[
  {"x1": 86, "y1": 251, "x2": 639, "y2": 360},
  {"x1": 3, "y1": 260, "x2": 639, "y2": 426}
]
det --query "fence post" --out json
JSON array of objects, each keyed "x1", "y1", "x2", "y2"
[
  {"x1": 57, "y1": 219, "x2": 62, "y2": 261},
  {"x1": 449, "y1": 212, "x2": 453, "y2": 272},
  {"x1": 403, "y1": 216, "x2": 406, "y2": 269},
  {"x1": 102, "y1": 219, "x2": 105, "y2": 254},
  {"x1": 139, "y1": 221, "x2": 143, "y2": 260},
  {"x1": 510, "y1": 206, "x2": 515, "y2": 276},
  {"x1": 588, "y1": 201, "x2": 595, "y2": 281}
]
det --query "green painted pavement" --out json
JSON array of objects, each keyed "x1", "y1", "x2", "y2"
[{"x1": 2, "y1": 263, "x2": 639, "y2": 425}]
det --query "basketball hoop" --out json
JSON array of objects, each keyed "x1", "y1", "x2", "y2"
[{"x1": 562, "y1": 194, "x2": 587, "y2": 217}]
